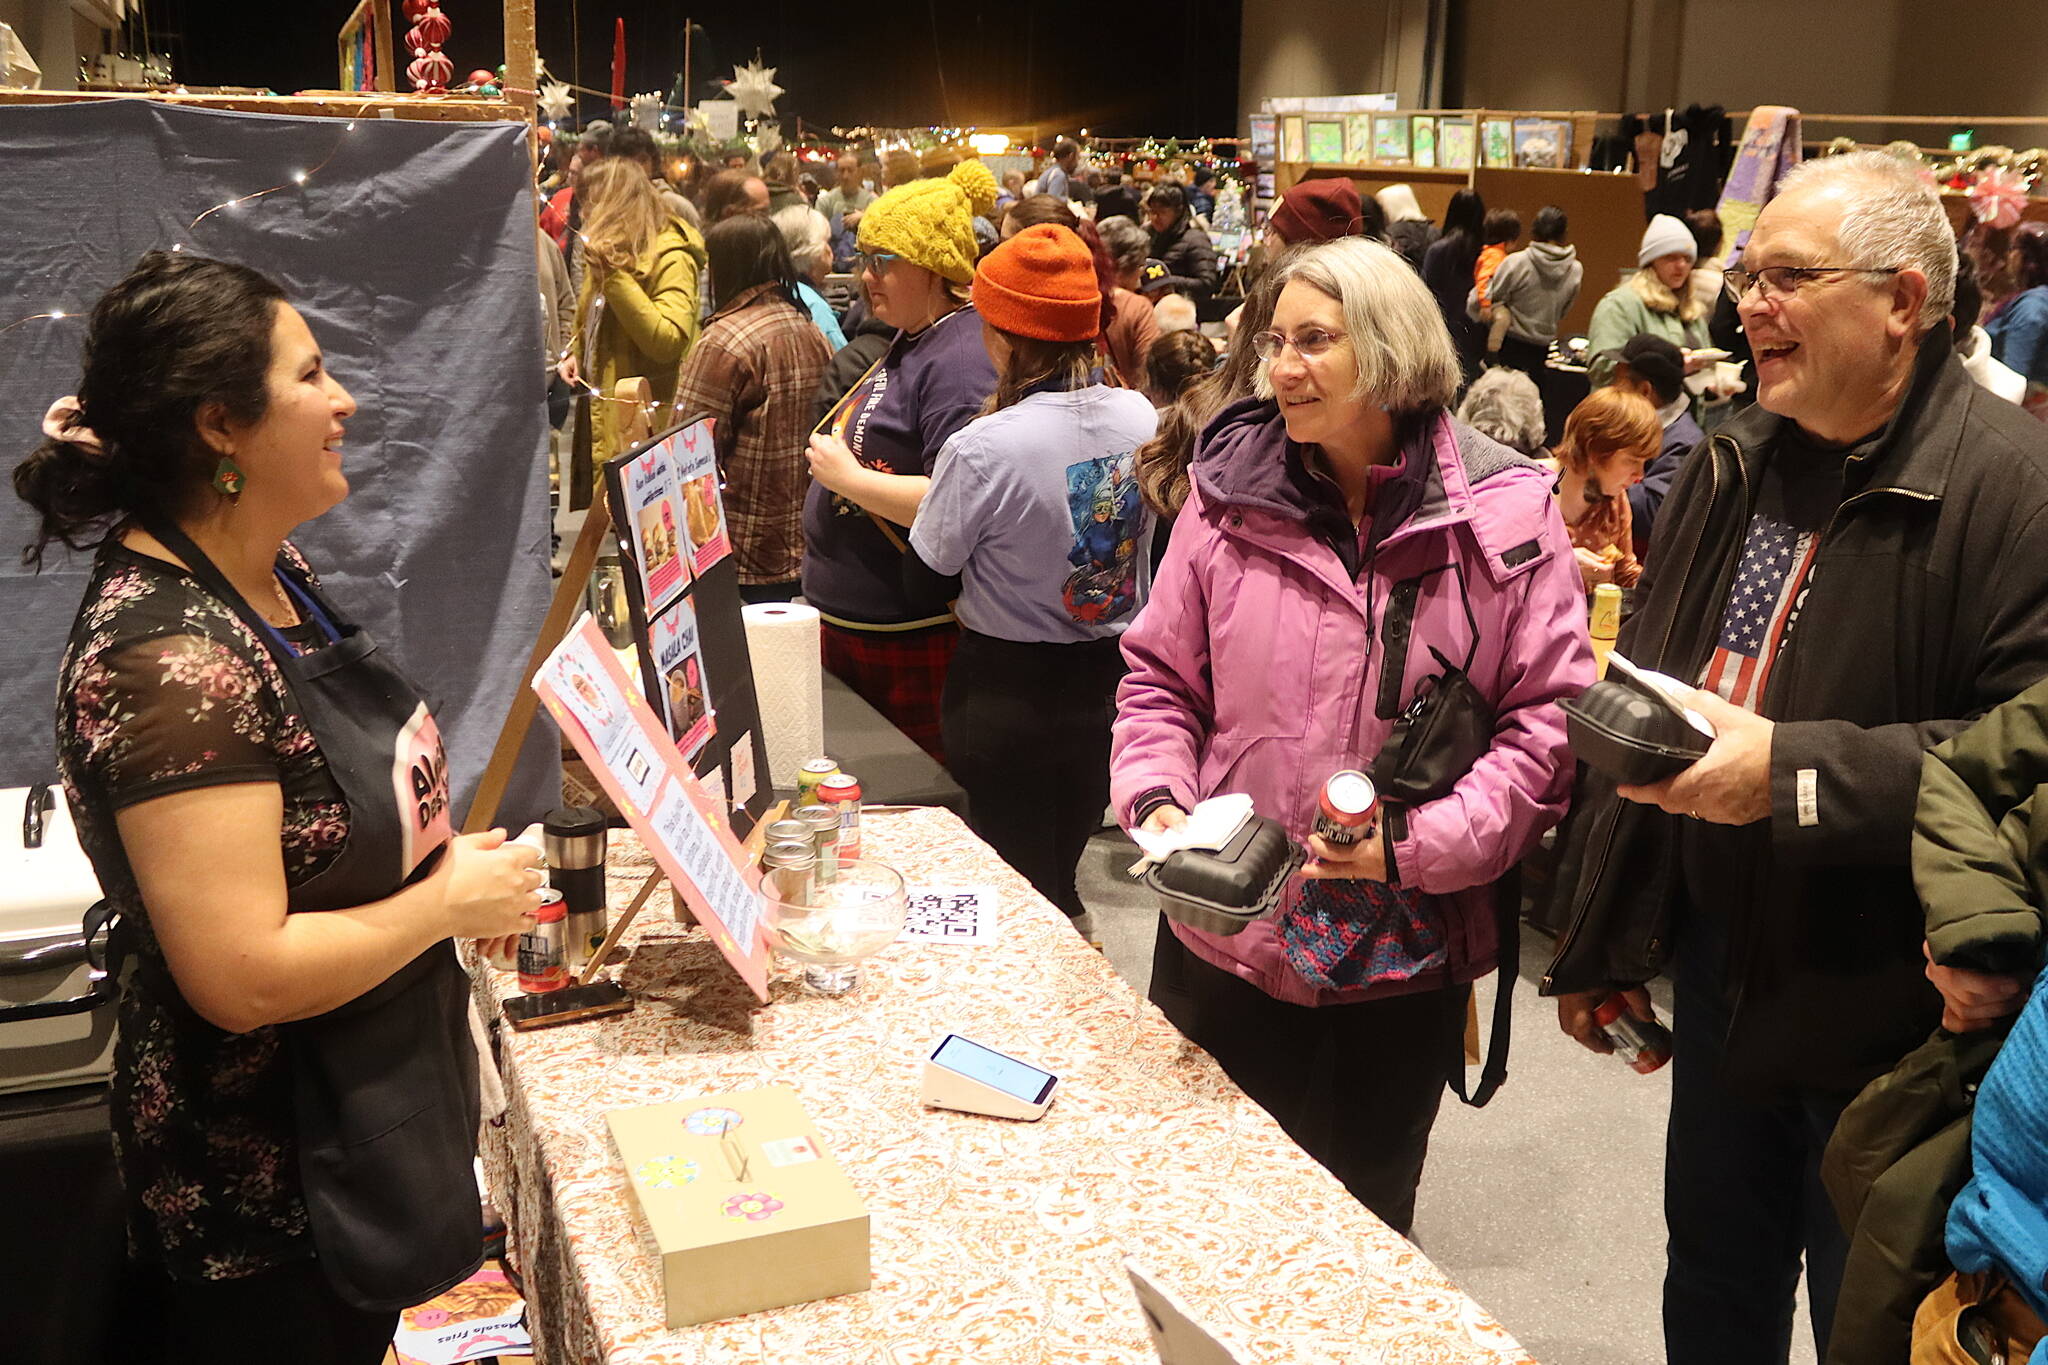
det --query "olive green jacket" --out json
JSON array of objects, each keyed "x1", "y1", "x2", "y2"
[
  {"x1": 1584, "y1": 276, "x2": 1709, "y2": 387},
  {"x1": 573, "y1": 216, "x2": 706, "y2": 466},
  {"x1": 1820, "y1": 689, "x2": 2048, "y2": 1364}
]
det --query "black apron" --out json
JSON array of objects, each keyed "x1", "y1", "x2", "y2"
[{"x1": 145, "y1": 519, "x2": 483, "y2": 1312}]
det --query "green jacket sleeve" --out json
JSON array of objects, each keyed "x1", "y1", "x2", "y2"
[
  {"x1": 1913, "y1": 678, "x2": 2048, "y2": 972},
  {"x1": 600, "y1": 229, "x2": 703, "y2": 366},
  {"x1": 1584, "y1": 291, "x2": 1637, "y2": 386}
]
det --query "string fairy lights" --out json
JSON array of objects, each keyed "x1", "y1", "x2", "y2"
[
  {"x1": 4, "y1": 86, "x2": 538, "y2": 349},
  {"x1": 0, "y1": 309, "x2": 77, "y2": 338}
]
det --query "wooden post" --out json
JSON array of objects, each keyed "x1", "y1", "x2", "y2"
[
  {"x1": 464, "y1": 377, "x2": 655, "y2": 834},
  {"x1": 503, "y1": 0, "x2": 538, "y2": 121}
]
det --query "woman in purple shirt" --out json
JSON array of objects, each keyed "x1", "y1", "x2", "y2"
[{"x1": 803, "y1": 161, "x2": 998, "y2": 762}]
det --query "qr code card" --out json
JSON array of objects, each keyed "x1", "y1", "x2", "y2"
[{"x1": 901, "y1": 886, "x2": 997, "y2": 945}]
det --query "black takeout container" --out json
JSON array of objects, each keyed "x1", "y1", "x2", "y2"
[
  {"x1": 1142, "y1": 814, "x2": 1305, "y2": 936},
  {"x1": 1561, "y1": 674, "x2": 1713, "y2": 786}
]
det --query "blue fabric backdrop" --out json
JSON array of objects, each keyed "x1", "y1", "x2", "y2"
[{"x1": 0, "y1": 100, "x2": 559, "y2": 824}]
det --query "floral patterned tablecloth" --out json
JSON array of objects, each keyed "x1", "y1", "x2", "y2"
[{"x1": 476, "y1": 807, "x2": 1536, "y2": 1365}]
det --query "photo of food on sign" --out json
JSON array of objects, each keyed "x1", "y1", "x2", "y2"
[
  {"x1": 640, "y1": 500, "x2": 680, "y2": 577},
  {"x1": 565, "y1": 657, "x2": 614, "y2": 727},
  {"x1": 684, "y1": 472, "x2": 720, "y2": 551},
  {"x1": 651, "y1": 596, "x2": 714, "y2": 761},
  {"x1": 618, "y1": 435, "x2": 691, "y2": 618},
  {"x1": 670, "y1": 418, "x2": 731, "y2": 573},
  {"x1": 668, "y1": 653, "x2": 707, "y2": 738}
]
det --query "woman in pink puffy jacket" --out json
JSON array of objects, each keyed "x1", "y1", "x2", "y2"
[{"x1": 1111, "y1": 236, "x2": 1594, "y2": 1235}]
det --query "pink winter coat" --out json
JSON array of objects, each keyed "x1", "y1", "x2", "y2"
[{"x1": 1112, "y1": 398, "x2": 1594, "y2": 1006}]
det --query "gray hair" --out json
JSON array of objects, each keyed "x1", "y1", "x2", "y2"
[
  {"x1": 1154, "y1": 293, "x2": 1198, "y2": 334},
  {"x1": 1775, "y1": 149, "x2": 1956, "y2": 330},
  {"x1": 1095, "y1": 215, "x2": 1150, "y2": 273},
  {"x1": 1256, "y1": 236, "x2": 1462, "y2": 412},
  {"x1": 1455, "y1": 367, "x2": 1547, "y2": 455},
  {"x1": 772, "y1": 204, "x2": 832, "y2": 277}
]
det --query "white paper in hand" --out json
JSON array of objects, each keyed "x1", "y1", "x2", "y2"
[
  {"x1": 1606, "y1": 653, "x2": 1718, "y2": 740},
  {"x1": 1128, "y1": 793, "x2": 1255, "y2": 867}
]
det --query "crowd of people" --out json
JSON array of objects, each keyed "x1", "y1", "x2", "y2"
[
  {"x1": 21, "y1": 117, "x2": 2048, "y2": 1365},
  {"x1": 528, "y1": 131, "x2": 2048, "y2": 1365}
]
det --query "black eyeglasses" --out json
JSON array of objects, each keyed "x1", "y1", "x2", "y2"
[{"x1": 1722, "y1": 264, "x2": 1903, "y2": 303}]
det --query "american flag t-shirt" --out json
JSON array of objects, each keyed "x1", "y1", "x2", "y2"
[{"x1": 1700, "y1": 512, "x2": 1821, "y2": 713}]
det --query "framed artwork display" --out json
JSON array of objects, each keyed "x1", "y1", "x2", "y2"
[
  {"x1": 1305, "y1": 119, "x2": 1346, "y2": 164},
  {"x1": 1513, "y1": 118, "x2": 1571, "y2": 169},
  {"x1": 1371, "y1": 116, "x2": 1411, "y2": 165},
  {"x1": 1411, "y1": 116, "x2": 1438, "y2": 168},
  {"x1": 1438, "y1": 119, "x2": 1475, "y2": 169},
  {"x1": 1481, "y1": 118, "x2": 1514, "y2": 167}
]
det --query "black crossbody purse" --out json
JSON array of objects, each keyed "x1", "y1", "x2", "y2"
[{"x1": 1366, "y1": 567, "x2": 1515, "y2": 1108}]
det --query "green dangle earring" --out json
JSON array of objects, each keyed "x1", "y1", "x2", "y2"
[{"x1": 212, "y1": 455, "x2": 244, "y2": 502}]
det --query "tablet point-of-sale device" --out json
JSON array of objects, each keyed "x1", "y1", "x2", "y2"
[{"x1": 922, "y1": 1034, "x2": 1059, "y2": 1120}]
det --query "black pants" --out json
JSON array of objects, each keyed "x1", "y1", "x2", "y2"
[
  {"x1": 738, "y1": 579, "x2": 802, "y2": 605},
  {"x1": 940, "y1": 629, "x2": 1124, "y2": 919},
  {"x1": 115, "y1": 1255, "x2": 398, "y2": 1365},
  {"x1": 1495, "y1": 332, "x2": 1583, "y2": 447},
  {"x1": 1147, "y1": 916, "x2": 1467, "y2": 1237},
  {"x1": 1664, "y1": 929, "x2": 1853, "y2": 1364}
]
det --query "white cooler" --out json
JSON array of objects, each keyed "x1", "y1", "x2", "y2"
[{"x1": 0, "y1": 785, "x2": 115, "y2": 1094}]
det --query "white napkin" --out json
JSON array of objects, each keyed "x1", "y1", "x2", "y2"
[
  {"x1": 1128, "y1": 793, "x2": 1256, "y2": 872},
  {"x1": 1607, "y1": 654, "x2": 1717, "y2": 740}
]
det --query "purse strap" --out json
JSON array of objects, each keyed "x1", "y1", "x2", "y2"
[{"x1": 1449, "y1": 867, "x2": 1518, "y2": 1108}]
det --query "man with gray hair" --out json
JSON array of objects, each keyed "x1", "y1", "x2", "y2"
[{"x1": 1544, "y1": 150, "x2": 2048, "y2": 1363}]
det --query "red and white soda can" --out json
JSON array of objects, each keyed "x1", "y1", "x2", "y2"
[
  {"x1": 1314, "y1": 770, "x2": 1379, "y2": 846},
  {"x1": 819, "y1": 771, "x2": 862, "y2": 864}
]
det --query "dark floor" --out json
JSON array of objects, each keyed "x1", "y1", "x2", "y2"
[{"x1": 1077, "y1": 826, "x2": 1817, "y2": 1365}]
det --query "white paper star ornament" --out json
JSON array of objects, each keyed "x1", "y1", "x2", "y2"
[
  {"x1": 728, "y1": 59, "x2": 783, "y2": 119},
  {"x1": 538, "y1": 80, "x2": 573, "y2": 123}
]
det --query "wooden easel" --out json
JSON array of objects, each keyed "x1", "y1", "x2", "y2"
[
  {"x1": 465, "y1": 376, "x2": 653, "y2": 836},
  {"x1": 465, "y1": 378, "x2": 786, "y2": 987}
]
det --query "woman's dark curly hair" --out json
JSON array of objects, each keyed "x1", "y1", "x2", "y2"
[{"x1": 14, "y1": 250, "x2": 285, "y2": 567}]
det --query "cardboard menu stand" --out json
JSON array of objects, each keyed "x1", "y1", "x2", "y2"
[
  {"x1": 608, "y1": 1084, "x2": 869, "y2": 1327},
  {"x1": 532, "y1": 614, "x2": 771, "y2": 1002}
]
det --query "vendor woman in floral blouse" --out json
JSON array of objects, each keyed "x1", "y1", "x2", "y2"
[{"x1": 15, "y1": 251, "x2": 541, "y2": 1361}]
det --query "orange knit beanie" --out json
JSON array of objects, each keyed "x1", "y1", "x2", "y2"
[{"x1": 971, "y1": 224, "x2": 1103, "y2": 342}]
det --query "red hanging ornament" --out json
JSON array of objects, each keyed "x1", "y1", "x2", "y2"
[
  {"x1": 406, "y1": 2, "x2": 453, "y2": 93},
  {"x1": 610, "y1": 18, "x2": 627, "y2": 112}
]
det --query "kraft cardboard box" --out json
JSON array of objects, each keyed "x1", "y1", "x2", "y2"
[{"x1": 607, "y1": 1084, "x2": 870, "y2": 1327}]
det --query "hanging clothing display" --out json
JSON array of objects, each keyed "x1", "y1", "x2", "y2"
[{"x1": 1717, "y1": 106, "x2": 1805, "y2": 259}]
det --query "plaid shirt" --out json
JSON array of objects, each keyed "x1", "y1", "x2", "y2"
[{"x1": 671, "y1": 283, "x2": 834, "y2": 584}]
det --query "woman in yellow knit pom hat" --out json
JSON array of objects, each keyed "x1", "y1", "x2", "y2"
[{"x1": 800, "y1": 158, "x2": 1000, "y2": 762}]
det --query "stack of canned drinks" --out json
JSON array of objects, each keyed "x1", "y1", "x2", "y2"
[{"x1": 763, "y1": 757, "x2": 864, "y2": 904}]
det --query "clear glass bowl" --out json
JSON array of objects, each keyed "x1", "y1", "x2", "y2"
[{"x1": 758, "y1": 858, "x2": 907, "y2": 995}]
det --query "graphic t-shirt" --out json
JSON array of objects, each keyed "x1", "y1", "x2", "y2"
[
  {"x1": 1696, "y1": 425, "x2": 1850, "y2": 715},
  {"x1": 800, "y1": 305, "x2": 996, "y2": 624},
  {"x1": 1680, "y1": 422, "x2": 1855, "y2": 980},
  {"x1": 910, "y1": 385, "x2": 1159, "y2": 643}
]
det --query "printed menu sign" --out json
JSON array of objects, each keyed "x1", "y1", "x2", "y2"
[
  {"x1": 620, "y1": 439, "x2": 691, "y2": 617},
  {"x1": 671, "y1": 419, "x2": 731, "y2": 574},
  {"x1": 534, "y1": 615, "x2": 769, "y2": 1001}
]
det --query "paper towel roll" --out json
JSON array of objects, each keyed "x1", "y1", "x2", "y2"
[{"x1": 743, "y1": 602, "x2": 825, "y2": 790}]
